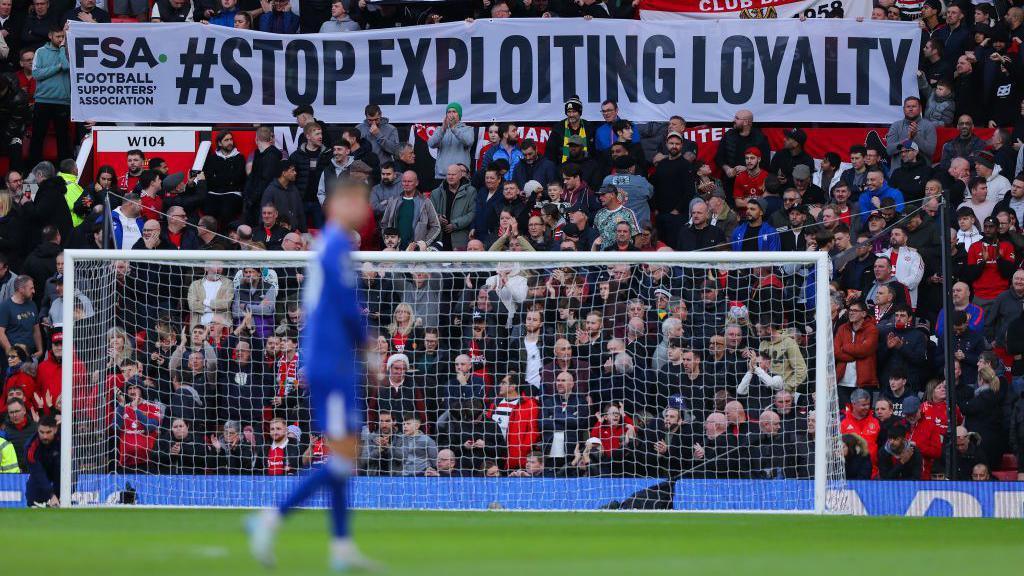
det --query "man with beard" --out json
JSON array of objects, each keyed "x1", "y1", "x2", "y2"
[
  {"x1": 24, "y1": 415, "x2": 59, "y2": 506},
  {"x1": 715, "y1": 109, "x2": 771, "y2": 197},
  {"x1": 203, "y1": 131, "x2": 247, "y2": 226},
  {"x1": 964, "y1": 216, "x2": 1016, "y2": 315},
  {"x1": 651, "y1": 132, "x2": 695, "y2": 233},
  {"x1": 940, "y1": 116, "x2": 986, "y2": 170},
  {"x1": 546, "y1": 96, "x2": 595, "y2": 165},
  {"x1": 562, "y1": 135, "x2": 605, "y2": 190},
  {"x1": 370, "y1": 162, "x2": 400, "y2": 221},
  {"x1": 888, "y1": 141, "x2": 932, "y2": 203},
  {"x1": 767, "y1": 128, "x2": 814, "y2": 194},
  {"x1": 730, "y1": 198, "x2": 779, "y2": 253},
  {"x1": 632, "y1": 405, "x2": 695, "y2": 478},
  {"x1": 490, "y1": 122, "x2": 524, "y2": 180}
]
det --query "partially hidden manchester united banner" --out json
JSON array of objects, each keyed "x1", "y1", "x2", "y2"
[
  {"x1": 638, "y1": 0, "x2": 874, "y2": 20},
  {"x1": 67, "y1": 18, "x2": 918, "y2": 125}
]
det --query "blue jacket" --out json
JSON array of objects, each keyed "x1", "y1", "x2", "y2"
[
  {"x1": 473, "y1": 187, "x2": 503, "y2": 239},
  {"x1": 512, "y1": 157, "x2": 557, "y2": 192},
  {"x1": 730, "y1": 221, "x2": 781, "y2": 252},
  {"x1": 259, "y1": 10, "x2": 299, "y2": 34},
  {"x1": 110, "y1": 209, "x2": 146, "y2": 250},
  {"x1": 490, "y1": 145, "x2": 524, "y2": 181},
  {"x1": 595, "y1": 119, "x2": 639, "y2": 152},
  {"x1": 32, "y1": 42, "x2": 70, "y2": 106},
  {"x1": 210, "y1": 9, "x2": 237, "y2": 27},
  {"x1": 858, "y1": 183, "x2": 905, "y2": 214}
]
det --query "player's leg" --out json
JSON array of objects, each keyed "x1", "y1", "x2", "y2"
[{"x1": 323, "y1": 392, "x2": 379, "y2": 572}]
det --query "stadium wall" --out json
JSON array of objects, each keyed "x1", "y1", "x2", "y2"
[{"x1": 2, "y1": 476, "x2": 1021, "y2": 517}]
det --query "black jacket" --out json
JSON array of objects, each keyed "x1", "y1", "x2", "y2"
[
  {"x1": 21, "y1": 177, "x2": 73, "y2": 249},
  {"x1": 204, "y1": 149, "x2": 247, "y2": 195},
  {"x1": 675, "y1": 222, "x2": 725, "y2": 252},
  {"x1": 888, "y1": 157, "x2": 932, "y2": 203},
  {"x1": 0, "y1": 73, "x2": 29, "y2": 141},
  {"x1": 25, "y1": 432, "x2": 60, "y2": 504},
  {"x1": 288, "y1": 144, "x2": 328, "y2": 203},
  {"x1": 878, "y1": 443, "x2": 923, "y2": 480},
  {"x1": 22, "y1": 241, "x2": 61, "y2": 304},
  {"x1": 650, "y1": 156, "x2": 695, "y2": 215},
  {"x1": 212, "y1": 438, "x2": 257, "y2": 474},
  {"x1": 154, "y1": 432, "x2": 208, "y2": 474}
]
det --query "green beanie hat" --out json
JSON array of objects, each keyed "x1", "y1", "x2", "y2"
[{"x1": 447, "y1": 102, "x2": 463, "y2": 118}]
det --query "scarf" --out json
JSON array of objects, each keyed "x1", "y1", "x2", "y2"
[{"x1": 558, "y1": 120, "x2": 588, "y2": 163}]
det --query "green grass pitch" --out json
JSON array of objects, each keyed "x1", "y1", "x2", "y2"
[{"x1": 3, "y1": 509, "x2": 1022, "y2": 575}]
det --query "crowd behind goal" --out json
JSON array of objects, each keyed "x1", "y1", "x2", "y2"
[{"x1": 2, "y1": 0, "x2": 1024, "y2": 508}]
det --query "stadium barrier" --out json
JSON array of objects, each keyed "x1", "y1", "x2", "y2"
[{"x1": 2, "y1": 475, "x2": 1021, "y2": 517}]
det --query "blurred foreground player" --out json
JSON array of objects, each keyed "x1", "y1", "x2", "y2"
[{"x1": 248, "y1": 177, "x2": 378, "y2": 572}]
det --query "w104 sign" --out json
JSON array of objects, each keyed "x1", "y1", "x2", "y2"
[{"x1": 639, "y1": 0, "x2": 873, "y2": 19}]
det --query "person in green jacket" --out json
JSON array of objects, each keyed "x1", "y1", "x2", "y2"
[
  {"x1": 29, "y1": 23, "x2": 71, "y2": 167},
  {"x1": 58, "y1": 159, "x2": 88, "y2": 227},
  {"x1": 0, "y1": 435, "x2": 19, "y2": 473}
]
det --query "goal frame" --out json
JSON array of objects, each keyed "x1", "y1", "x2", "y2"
[{"x1": 61, "y1": 249, "x2": 835, "y2": 513}]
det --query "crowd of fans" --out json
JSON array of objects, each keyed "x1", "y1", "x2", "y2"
[{"x1": 0, "y1": 1, "x2": 1024, "y2": 507}]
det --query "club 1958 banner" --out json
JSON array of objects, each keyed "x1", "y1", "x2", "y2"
[
  {"x1": 67, "y1": 18, "x2": 919, "y2": 125},
  {"x1": 639, "y1": 0, "x2": 874, "y2": 20}
]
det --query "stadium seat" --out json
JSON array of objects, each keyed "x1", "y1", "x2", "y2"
[
  {"x1": 998, "y1": 454, "x2": 1017, "y2": 472},
  {"x1": 992, "y1": 471, "x2": 1018, "y2": 481}
]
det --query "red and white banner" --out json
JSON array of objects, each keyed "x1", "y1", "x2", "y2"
[
  {"x1": 639, "y1": 0, "x2": 873, "y2": 20},
  {"x1": 686, "y1": 125, "x2": 996, "y2": 177}
]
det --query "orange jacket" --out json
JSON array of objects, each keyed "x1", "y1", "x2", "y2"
[
  {"x1": 834, "y1": 318, "x2": 879, "y2": 388},
  {"x1": 841, "y1": 411, "x2": 881, "y2": 478}
]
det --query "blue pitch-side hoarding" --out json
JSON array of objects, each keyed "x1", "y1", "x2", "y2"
[{"x1": 1, "y1": 475, "x2": 1021, "y2": 517}]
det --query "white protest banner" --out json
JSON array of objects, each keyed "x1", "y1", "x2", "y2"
[
  {"x1": 638, "y1": 0, "x2": 874, "y2": 19},
  {"x1": 67, "y1": 18, "x2": 919, "y2": 125}
]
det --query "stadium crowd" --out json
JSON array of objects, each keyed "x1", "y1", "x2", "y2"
[{"x1": 1, "y1": 1, "x2": 1024, "y2": 506}]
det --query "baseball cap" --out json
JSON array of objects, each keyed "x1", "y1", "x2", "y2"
[
  {"x1": 598, "y1": 185, "x2": 618, "y2": 196},
  {"x1": 744, "y1": 147, "x2": 762, "y2": 158},
  {"x1": 567, "y1": 135, "x2": 586, "y2": 147},
  {"x1": 902, "y1": 396, "x2": 921, "y2": 415},
  {"x1": 666, "y1": 131, "x2": 684, "y2": 142},
  {"x1": 898, "y1": 140, "x2": 919, "y2": 152},
  {"x1": 51, "y1": 331, "x2": 63, "y2": 344},
  {"x1": 785, "y1": 128, "x2": 807, "y2": 146}
]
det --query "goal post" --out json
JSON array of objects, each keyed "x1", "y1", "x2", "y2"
[{"x1": 61, "y1": 249, "x2": 847, "y2": 513}]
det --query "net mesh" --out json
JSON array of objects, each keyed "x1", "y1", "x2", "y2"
[{"x1": 66, "y1": 253, "x2": 846, "y2": 512}]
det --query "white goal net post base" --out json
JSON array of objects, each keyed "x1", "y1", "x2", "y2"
[{"x1": 61, "y1": 249, "x2": 847, "y2": 514}]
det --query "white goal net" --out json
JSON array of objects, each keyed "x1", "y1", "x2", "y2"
[{"x1": 62, "y1": 250, "x2": 847, "y2": 513}]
